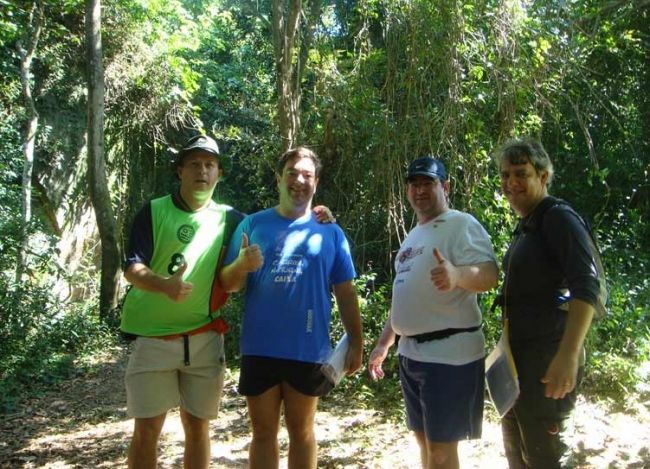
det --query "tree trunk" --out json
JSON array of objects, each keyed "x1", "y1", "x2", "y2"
[
  {"x1": 439, "y1": 0, "x2": 465, "y2": 201},
  {"x1": 272, "y1": 0, "x2": 301, "y2": 151},
  {"x1": 85, "y1": 0, "x2": 121, "y2": 321},
  {"x1": 15, "y1": 1, "x2": 43, "y2": 283},
  {"x1": 493, "y1": 0, "x2": 519, "y2": 141},
  {"x1": 271, "y1": 0, "x2": 321, "y2": 152}
]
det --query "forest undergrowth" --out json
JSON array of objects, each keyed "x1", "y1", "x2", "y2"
[{"x1": 1, "y1": 344, "x2": 649, "y2": 468}]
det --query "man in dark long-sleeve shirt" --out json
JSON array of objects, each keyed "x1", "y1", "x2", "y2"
[{"x1": 495, "y1": 138, "x2": 599, "y2": 469}]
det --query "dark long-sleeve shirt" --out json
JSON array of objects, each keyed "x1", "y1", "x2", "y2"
[{"x1": 502, "y1": 197, "x2": 599, "y2": 348}]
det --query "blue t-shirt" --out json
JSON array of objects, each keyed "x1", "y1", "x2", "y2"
[{"x1": 224, "y1": 208, "x2": 356, "y2": 363}]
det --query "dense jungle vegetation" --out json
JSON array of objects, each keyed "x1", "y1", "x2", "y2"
[{"x1": 0, "y1": 0, "x2": 648, "y2": 412}]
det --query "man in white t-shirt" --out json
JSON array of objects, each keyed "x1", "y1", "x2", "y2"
[{"x1": 368, "y1": 156, "x2": 498, "y2": 469}]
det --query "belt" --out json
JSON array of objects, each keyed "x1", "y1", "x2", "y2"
[
  {"x1": 157, "y1": 316, "x2": 229, "y2": 341},
  {"x1": 155, "y1": 317, "x2": 229, "y2": 366},
  {"x1": 406, "y1": 324, "x2": 482, "y2": 343}
]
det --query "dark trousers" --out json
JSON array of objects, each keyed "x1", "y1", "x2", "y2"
[{"x1": 501, "y1": 345, "x2": 583, "y2": 469}]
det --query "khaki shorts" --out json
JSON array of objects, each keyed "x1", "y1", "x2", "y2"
[{"x1": 125, "y1": 331, "x2": 225, "y2": 419}]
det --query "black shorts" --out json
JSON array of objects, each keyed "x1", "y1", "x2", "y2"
[{"x1": 239, "y1": 355, "x2": 334, "y2": 397}]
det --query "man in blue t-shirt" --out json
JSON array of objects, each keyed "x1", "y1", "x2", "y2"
[{"x1": 220, "y1": 146, "x2": 363, "y2": 469}]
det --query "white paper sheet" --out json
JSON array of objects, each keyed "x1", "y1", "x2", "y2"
[{"x1": 321, "y1": 334, "x2": 349, "y2": 386}]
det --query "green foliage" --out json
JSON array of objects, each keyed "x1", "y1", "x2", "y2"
[
  {"x1": 583, "y1": 219, "x2": 650, "y2": 401},
  {"x1": 585, "y1": 350, "x2": 648, "y2": 407},
  {"x1": 0, "y1": 112, "x2": 23, "y2": 272},
  {"x1": 326, "y1": 272, "x2": 404, "y2": 417},
  {"x1": 0, "y1": 284, "x2": 117, "y2": 413},
  {"x1": 190, "y1": 3, "x2": 280, "y2": 214},
  {"x1": 329, "y1": 272, "x2": 389, "y2": 351},
  {"x1": 0, "y1": 0, "x2": 648, "y2": 410},
  {"x1": 218, "y1": 292, "x2": 245, "y2": 364},
  {"x1": 127, "y1": 0, "x2": 650, "y2": 408}
]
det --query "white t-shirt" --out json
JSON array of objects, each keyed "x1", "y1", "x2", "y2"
[{"x1": 391, "y1": 209, "x2": 496, "y2": 365}]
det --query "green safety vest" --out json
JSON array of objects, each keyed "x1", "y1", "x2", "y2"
[{"x1": 120, "y1": 195, "x2": 228, "y2": 336}]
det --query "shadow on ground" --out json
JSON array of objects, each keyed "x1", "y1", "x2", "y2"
[
  {"x1": 1, "y1": 353, "x2": 131, "y2": 468},
  {"x1": 2, "y1": 346, "x2": 650, "y2": 468}
]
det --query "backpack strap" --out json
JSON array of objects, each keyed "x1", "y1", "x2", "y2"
[
  {"x1": 526, "y1": 196, "x2": 608, "y2": 318},
  {"x1": 520, "y1": 196, "x2": 566, "y2": 233},
  {"x1": 209, "y1": 207, "x2": 245, "y2": 316},
  {"x1": 528, "y1": 196, "x2": 599, "y2": 246}
]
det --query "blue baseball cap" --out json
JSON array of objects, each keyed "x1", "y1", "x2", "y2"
[{"x1": 406, "y1": 156, "x2": 447, "y2": 181}]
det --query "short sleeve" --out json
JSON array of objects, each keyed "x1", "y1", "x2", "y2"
[
  {"x1": 329, "y1": 227, "x2": 357, "y2": 285},
  {"x1": 223, "y1": 216, "x2": 249, "y2": 267},
  {"x1": 125, "y1": 202, "x2": 153, "y2": 268},
  {"x1": 451, "y1": 214, "x2": 496, "y2": 267}
]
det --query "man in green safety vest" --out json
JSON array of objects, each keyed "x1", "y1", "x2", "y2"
[{"x1": 120, "y1": 134, "x2": 237, "y2": 468}]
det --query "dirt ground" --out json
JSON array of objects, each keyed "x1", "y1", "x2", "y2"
[{"x1": 1, "y1": 347, "x2": 649, "y2": 468}]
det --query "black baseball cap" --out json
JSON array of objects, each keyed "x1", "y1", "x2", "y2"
[
  {"x1": 406, "y1": 156, "x2": 447, "y2": 181},
  {"x1": 175, "y1": 135, "x2": 220, "y2": 167}
]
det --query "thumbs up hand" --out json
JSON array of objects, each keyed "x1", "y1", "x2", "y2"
[
  {"x1": 430, "y1": 248, "x2": 459, "y2": 292},
  {"x1": 237, "y1": 233, "x2": 264, "y2": 272},
  {"x1": 165, "y1": 262, "x2": 194, "y2": 302}
]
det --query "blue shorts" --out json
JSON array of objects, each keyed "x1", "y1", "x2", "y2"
[{"x1": 399, "y1": 355, "x2": 484, "y2": 442}]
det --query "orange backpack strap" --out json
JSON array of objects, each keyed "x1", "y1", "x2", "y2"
[{"x1": 209, "y1": 207, "x2": 245, "y2": 315}]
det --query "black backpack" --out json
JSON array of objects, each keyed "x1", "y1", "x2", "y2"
[{"x1": 533, "y1": 196, "x2": 608, "y2": 319}]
